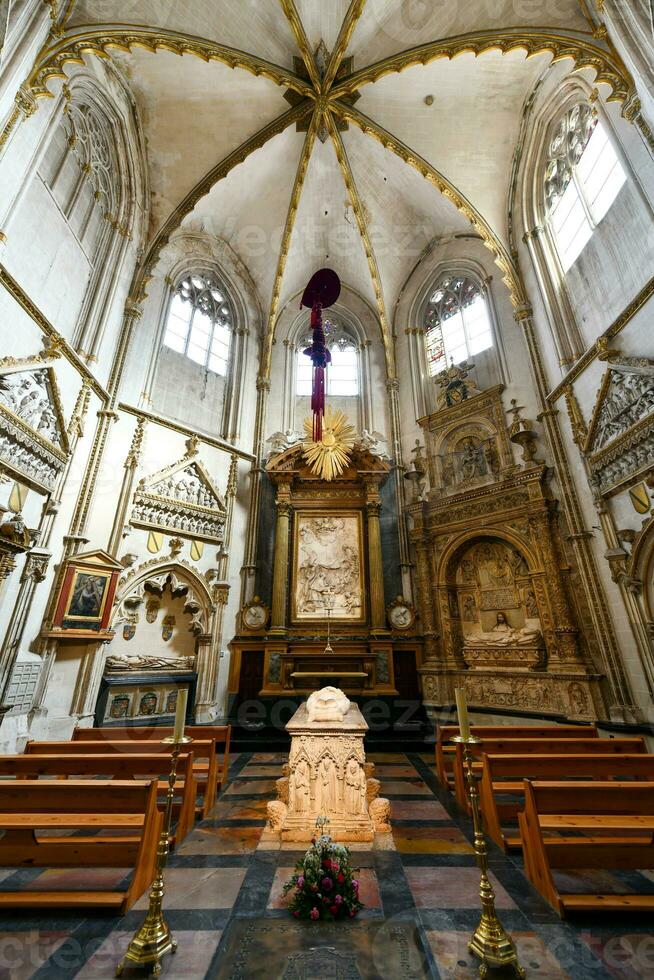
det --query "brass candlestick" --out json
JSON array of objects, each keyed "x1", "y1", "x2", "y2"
[
  {"x1": 116, "y1": 734, "x2": 193, "y2": 977},
  {"x1": 452, "y1": 734, "x2": 525, "y2": 979}
]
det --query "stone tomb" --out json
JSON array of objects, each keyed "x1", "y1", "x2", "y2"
[{"x1": 267, "y1": 687, "x2": 389, "y2": 842}]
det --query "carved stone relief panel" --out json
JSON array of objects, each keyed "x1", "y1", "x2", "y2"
[
  {"x1": 131, "y1": 456, "x2": 226, "y2": 543},
  {"x1": 0, "y1": 367, "x2": 69, "y2": 492}
]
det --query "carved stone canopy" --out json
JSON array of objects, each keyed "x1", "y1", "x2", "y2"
[
  {"x1": 583, "y1": 359, "x2": 654, "y2": 497},
  {"x1": 131, "y1": 447, "x2": 226, "y2": 543},
  {"x1": 113, "y1": 566, "x2": 212, "y2": 636},
  {"x1": 0, "y1": 365, "x2": 70, "y2": 493}
]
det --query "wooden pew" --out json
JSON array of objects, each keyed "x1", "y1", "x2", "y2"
[
  {"x1": 0, "y1": 780, "x2": 161, "y2": 911},
  {"x1": 519, "y1": 780, "x2": 654, "y2": 916},
  {"x1": 452, "y1": 737, "x2": 646, "y2": 809},
  {"x1": 0, "y1": 753, "x2": 196, "y2": 845},
  {"x1": 73, "y1": 724, "x2": 231, "y2": 802},
  {"x1": 26, "y1": 739, "x2": 218, "y2": 818},
  {"x1": 435, "y1": 725, "x2": 598, "y2": 790},
  {"x1": 480, "y1": 753, "x2": 654, "y2": 852}
]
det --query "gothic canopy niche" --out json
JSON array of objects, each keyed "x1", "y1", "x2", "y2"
[
  {"x1": 131, "y1": 438, "x2": 226, "y2": 543},
  {"x1": 583, "y1": 354, "x2": 654, "y2": 497},
  {"x1": 416, "y1": 364, "x2": 517, "y2": 498},
  {"x1": 0, "y1": 359, "x2": 70, "y2": 493}
]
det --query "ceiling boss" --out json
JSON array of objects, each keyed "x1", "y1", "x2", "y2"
[{"x1": 300, "y1": 269, "x2": 354, "y2": 480}]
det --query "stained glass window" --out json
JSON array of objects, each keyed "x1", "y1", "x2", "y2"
[
  {"x1": 296, "y1": 323, "x2": 359, "y2": 396},
  {"x1": 163, "y1": 274, "x2": 233, "y2": 375},
  {"x1": 423, "y1": 276, "x2": 493, "y2": 376},
  {"x1": 545, "y1": 104, "x2": 626, "y2": 271}
]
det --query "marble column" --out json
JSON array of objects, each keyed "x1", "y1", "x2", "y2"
[
  {"x1": 365, "y1": 500, "x2": 386, "y2": 634},
  {"x1": 270, "y1": 483, "x2": 292, "y2": 634}
]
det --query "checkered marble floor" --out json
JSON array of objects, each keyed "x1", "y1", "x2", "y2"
[{"x1": 0, "y1": 752, "x2": 652, "y2": 978}]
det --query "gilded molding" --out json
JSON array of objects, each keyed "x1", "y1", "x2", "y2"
[
  {"x1": 322, "y1": 0, "x2": 367, "y2": 92},
  {"x1": 26, "y1": 27, "x2": 316, "y2": 103},
  {"x1": 326, "y1": 110, "x2": 395, "y2": 376},
  {"x1": 137, "y1": 101, "x2": 312, "y2": 301},
  {"x1": 0, "y1": 263, "x2": 108, "y2": 402},
  {"x1": 330, "y1": 28, "x2": 633, "y2": 104},
  {"x1": 262, "y1": 110, "x2": 319, "y2": 376},
  {"x1": 548, "y1": 274, "x2": 654, "y2": 403},
  {"x1": 279, "y1": 0, "x2": 322, "y2": 92},
  {"x1": 331, "y1": 100, "x2": 526, "y2": 311}
]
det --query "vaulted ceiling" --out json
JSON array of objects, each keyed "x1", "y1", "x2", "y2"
[{"x1": 38, "y1": 0, "x2": 631, "y2": 373}]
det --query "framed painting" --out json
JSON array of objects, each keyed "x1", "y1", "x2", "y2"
[
  {"x1": 291, "y1": 511, "x2": 365, "y2": 623},
  {"x1": 52, "y1": 550, "x2": 121, "y2": 636}
]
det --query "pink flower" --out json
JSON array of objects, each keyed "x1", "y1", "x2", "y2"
[
  {"x1": 310, "y1": 907, "x2": 320, "y2": 920},
  {"x1": 334, "y1": 894, "x2": 343, "y2": 905},
  {"x1": 352, "y1": 879, "x2": 359, "y2": 891},
  {"x1": 332, "y1": 863, "x2": 340, "y2": 873},
  {"x1": 296, "y1": 875, "x2": 305, "y2": 889},
  {"x1": 322, "y1": 876, "x2": 333, "y2": 891}
]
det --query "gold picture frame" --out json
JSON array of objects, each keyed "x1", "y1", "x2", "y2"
[{"x1": 291, "y1": 510, "x2": 365, "y2": 623}]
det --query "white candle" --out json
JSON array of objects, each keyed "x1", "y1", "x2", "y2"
[
  {"x1": 455, "y1": 687, "x2": 471, "y2": 741},
  {"x1": 173, "y1": 689, "x2": 188, "y2": 743}
]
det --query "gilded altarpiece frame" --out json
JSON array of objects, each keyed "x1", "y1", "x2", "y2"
[
  {"x1": 291, "y1": 511, "x2": 365, "y2": 624},
  {"x1": 410, "y1": 384, "x2": 604, "y2": 721}
]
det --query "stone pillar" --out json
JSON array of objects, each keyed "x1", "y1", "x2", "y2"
[
  {"x1": 0, "y1": 549, "x2": 49, "y2": 704},
  {"x1": 194, "y1": 584, "x2": 230, "y2": 722},
  {"x1": 270, "y1": 483, "x2": 292, "y2": 634},
  {"x1": 365, "y1": 499, "x2": 386, "y2": 634},
  {"x1": 413, "y1": 537, "x2": 438, "y2": 663},
  {"x1": 107, "y1": 416, "x2": 147, "y2": 557}
]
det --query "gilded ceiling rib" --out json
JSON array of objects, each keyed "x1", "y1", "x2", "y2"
[
  {"x1": 326, "y1": 110, "x2": 395, "y2": 377},
  {"x1": 134, "y1": 100, "x2": 313, "y2": 301},
  {"x1": 261, "y1": 111, "x2": 320, "y2": 377},
  {"x1": 330, "y1": 28, "x2": 633, "y2": 104},
  {"x1": 279, "y1": 0, "x2": 322, "y2": 92},
  {"x1": 25, "y1": 26, "x2": 316, "y2": 101},
  {"x1": 322, "y1": 0, "x2": 367, "y2": 92},
  {"x1": 331, "y1": 100, "x2": 526, "y2": 310}
]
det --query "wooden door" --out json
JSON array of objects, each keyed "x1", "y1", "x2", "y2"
[
  {"x1": 239, "y1": 651, "x2": 264, "y2": 700},
  {"x1": 392, "y1": 649, "x2": 420, "y2": 700}
]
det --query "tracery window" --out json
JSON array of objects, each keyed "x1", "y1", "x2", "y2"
[
  {"x1": 296, "y1": 323, "x2": 359, "y2": 396},
  {"x1": 545, "y1": 103, "x2": 626, "y2": 271},
  {"x1": 163, "y1": 274, "x2": 233, "y2": 375},
  {"x1": 424, "y1": 275, "x2": 493, "y2": 376}
]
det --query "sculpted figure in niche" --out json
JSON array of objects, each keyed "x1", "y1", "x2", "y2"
[
  {"x1": 344, "y1": 759, "x2": 364, "y2": 814},
  {"x1": 462, "y1": 594, "x2": 478, "y2": 622},
  {"x1": 525, "y1": 590, "x2": 539, "y2": 618},
  {"x1": 460, "y1": 438, "x2": 487, "y2": 481},
  {"x1": 105, "y1": 653, "x2": 195, "y2": 671},
  {"x1": 291, "y1": 760, "x2": 310, "y2": 812},
  {"x1": 464, "y1": 611, "x2": 542, "y2": 647},
  {"x1": 317, "y1": 756, "x2": 338, "y2": 812}
]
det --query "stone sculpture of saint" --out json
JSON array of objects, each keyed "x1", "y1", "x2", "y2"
[
  {"x1": 317, "y1": 757, "x2": 338, "y2": 813},
  {"x1": 291, "y1": 760, "x2": 310, "y2": 813},
  {"x1": 344, "y1": 758, "x2": 364, "y2": 814}
]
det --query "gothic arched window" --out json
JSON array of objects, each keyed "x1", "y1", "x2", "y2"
[
  {"x1": 545, "y1": 103, "x2": 626, "y2": 271},
  {"x1": 296, "y1": 322, "x2": 359, "y2": 396},
  {"x1": 163, "y1": 273, "x2": 234, "y2": 375},
  {"x1": 423, "y1": 275, "x2": 493, "y2": 376}
]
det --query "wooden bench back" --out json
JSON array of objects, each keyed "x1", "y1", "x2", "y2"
[
  {"x1": 0, "y1": 752, "x2": 196, "y2": 844},
  {"x1": 479, "y1": 754, "x2": 654, "y2": 852},
  {"x1": 26, "y1": 738, "x2": 213, "y2": 758},
  {"x1": 520, "y1": 779, "x2": 654, "y2": 915},
  {"x1": 73, "y1": 724, "x2": 231, "y2": 785},
  {"x1": 25, "y1": 738, "x2": 218, "y2": 817},
  {"x1": 0, "y1": 779, "x2": 161, "y2": 913},
  {"x1": 524, "y1": 779, "x2": 654, "y2": 814},
  {"x1": 453, "y1": 737, "x2": 645, "y2": 807},
  {"x1": 435, "y1": 725, "x2": 598, "y2": 786},
  {"x1": 0, "y1": 778, "x2": 156, "y2": 813}
]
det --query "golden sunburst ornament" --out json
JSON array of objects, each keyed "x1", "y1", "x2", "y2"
[{"x1": 303, "y1": 408, "x2": 355, "y2": 481}]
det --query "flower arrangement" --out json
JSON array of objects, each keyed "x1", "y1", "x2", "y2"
[{"x1": 283, "y1": 821, "x2": 364, "y2": 921}]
